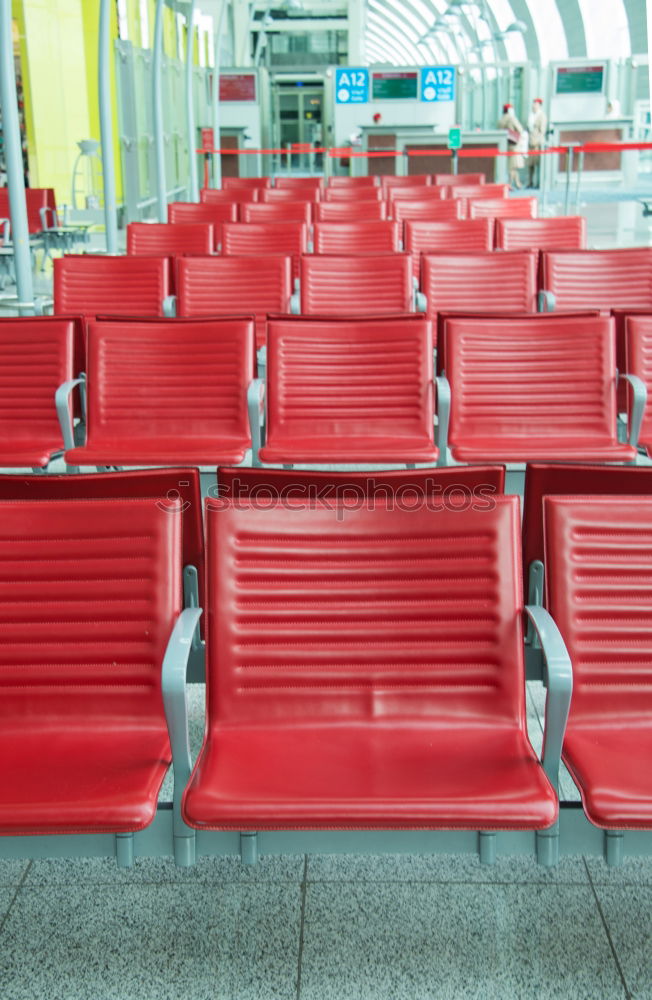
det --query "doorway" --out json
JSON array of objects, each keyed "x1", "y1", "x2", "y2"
[{"x1": 272, "y1": 80, "x2": 323, "y2": 172}]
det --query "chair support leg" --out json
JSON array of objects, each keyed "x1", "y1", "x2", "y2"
[
  {"x1": 116, "y1": 832, "x2": 134, "y2": 868},
  {"x1": 479, "y1": 831, "x2": 496, "y2": 865},
  {"x1": 605, "y1": 830, "x2": 624, "y2": 867},
  {"x1": 240, "y1": 832, "x2": 258, "y2": 866}
]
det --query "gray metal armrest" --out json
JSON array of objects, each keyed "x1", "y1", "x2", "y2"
[
  {"x1": 289, "y1": 290, "x2": 301, "y2": 314},
  {"x1": 163, "y1": 294, "x2": 176, "y2": 317},
  {"x1": 415, "y1": 290, "x2": 427, "y2": 313},
  {"x1": 247, "y1": 377, "x2": 265, "y2": 467},
  {"x1": 0, "y1": 218, "x2": 10, "y2": 244},
  {"x1": 435, "y1": 374, "x2": 450, "y2": 467},
  {"x1": 619, "y1": 372, "x2": 647, "y2": 449},
  {"x1": 538, "y1": 289, "x2": 556, "y2": 313},
  {"x1": 39, "y1": 205, "x2": 58, "y2": 232},
  {"x1": 524, "y1": 605, "x2": 573, "y2": 791},
  {"x1": 55, "y1": 375, "x2": 86, "y2": 454},
  {"x1": 161, "y1": 606, "x2": 203, "y2": 866}
]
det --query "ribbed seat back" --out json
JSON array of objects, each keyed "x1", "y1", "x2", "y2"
[
  {"x1": 0, "y1": 318, "x2": 73, "y2": 440},
  {"x1": 468, "y1": 198, "x2": 538, "y2": 219},
  {"x1": 434, "y1": 173, "x2": 485, "y2": 186},
  {"x1": 168, "y1": 201, "x2": 238, "y2": 241},
  {"x1": 315, "y1": 200, "x2": 388, "y2": 221},
  {"x1": 626, "y1": 316, "x2": 652, "y2": 446},
  {"x1": 313, "y1": 221, "x2": 400, "y2": 255},
  {"x1": 405, "y1": 220, "x2": 492, "y2": 274},
  {"x1": 54, "y1": 256, "x2": 169, "y2": 317},
  {"x1": 421, "y1": 251, "x2": 537, "y2": 318},
  {"x1": 382, "y1": 174, "x2": 432, "y2": 188},
  {"x1": 542, "y1": 249, "x2": 652, "y2": 309},
  {"x1": 126, "y1": 223, "x2": 213, "y2": 256},
  {"x1": 0, "y1": 188, "x2": 56, "y2": 233},
  {"x1": 323, "y1": 187, "x2": 385, "y2": 202},
  {"x1": 299, "y1": 254, "x2": 412, "y2": 314},
  {"x1": 545, "y1": 496, "x2": 652, "y2": 720},
  {"x1": 446, "y1": 314, "x2": 618, "y2": 443},
  {"x1": 495, "y1": 216, "x2": 586, "y2": 251},
  {"x1": 206, "y1": 494, "x2": 525, "y2": 726},
  {"x1": 221, "y1": 221, "x2": 308, "y2": 258},
  {"x1": 241, "y1": 201, "x2": 313, "y2": 226},
  {"x1": 393, "y1": 199, "x2": 463, "y2": 225},
  {"x1": 388, "y1": 186, "x2": 447, "y2": 203}
]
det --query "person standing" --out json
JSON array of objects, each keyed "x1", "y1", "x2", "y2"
[
  {"x1": 498, "y1": 103, "x2": 524, "y2": 189},
  {"x1": 527, "y1": 98, "x2": 547, "y2": 188}
]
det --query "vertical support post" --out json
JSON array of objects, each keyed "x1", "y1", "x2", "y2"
[
  {"x1": 478, "y1": 831, "x2": 497, "y2": 865},
  {"x1": 99, "y1": 0, "x2": 118, "y2": 252},
  {"x1": 452, "y1": 150, "x2": 458, "y2": 175},
  {"x1": 185, "y1": 0, "x2": 199, "y2": 202},
  {"x1": 563, "y1": 144, "x2": 574, "y2": 217},
  {"x1": 605, "y1": 830, "x2": 624, "y2": 867},
  {"x1": 240, "y1": 831, "x2": 259, "y2": 865},
  {"x1": 0, "y1": 0, "x2": 34, "y2": 312},
  {"x1": 211, "y1": 0, "x2": 228, "y2": 189},
  {"x1": 574, "y1": 150, "x2": 584, "y2": 214},
  {"x1": 115, "y1": 832, "x2": 134, "y2": 868},
  {"x1": 152, "y1": 0, "x2": 167, "y2": 221}
]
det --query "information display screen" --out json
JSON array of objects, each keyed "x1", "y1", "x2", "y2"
[
  {"x1": 372, "y1": 71, "x2": 418, "y2": 100},
  {"x1": 220, "y1": 74, "x2": 257, "y2": 102},
  {"x1": 555, "y1": 65, "x2": 604, "y2": 95}
]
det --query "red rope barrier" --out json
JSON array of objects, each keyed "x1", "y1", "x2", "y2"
[{"x1": 196, "y1": 141, "x2": 652, "y2": 158}]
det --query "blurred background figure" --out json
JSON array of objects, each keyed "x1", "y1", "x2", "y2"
[
  {"x1": 527, "y1": 98, "x2": 547, "y2": 188},
  {"x1": 498, "y1": 102, "x2": 524, "y2": 189}
]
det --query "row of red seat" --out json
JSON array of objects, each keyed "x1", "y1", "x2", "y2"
[
  {"x1": 220, "y1": 172, "x2": 488, "y2": 189},
  {"x1": 1, "y1": 473, "x2": 650, "y2": 863},
  {"x1": 2, "y1": 312, "x2": 649, "y2": 471}
]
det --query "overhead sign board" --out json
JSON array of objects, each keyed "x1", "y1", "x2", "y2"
[
  {"x1": 219, "y1": 74, "x2": 257, "y2": 102},
  {"x1": 335, "y1": 68, "x2": 369, "y2": 104},
  {"x1": 555, "y1": 65, "x2": 604, "y2": 95},
  {"x1": 421, "y1": 66, "x2": 455, "y2": 102},
  {"x1": 372, "y1": 71, "x2": 418, "y2": 100}
]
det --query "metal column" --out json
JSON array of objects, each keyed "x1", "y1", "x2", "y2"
[
  {"x1": 99, "y1": 0, "x2": 118, "y2": 251},
  {"x1": 185, "y1": 0, "x2": 199, "y2": 202},
  {"x1": 153, "y1": 0, "x2": 167, "y2": 221},
  {"x1": 0, "y1": 0, "x2": 34, "y2": 312},
  {"x1": 211, "y1": 0, "x2": 228, "y2": 189}
]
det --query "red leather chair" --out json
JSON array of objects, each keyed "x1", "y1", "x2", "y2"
[
  {"x1": 323, "y1": 187, "x2": 385, "y2": 202},
  {"x1": 240, "y1": 200, "x2": 313, "y2": 226},
  {"x1": 313, "y1": 221, "x2": 401, "y2": 255},
  {"x1": 388, "y1": 186, "x2": 447, "y2": 204},
  {"x1": 0, "y1": 496, "x2": 182, "y2": 838},
  {"x1": 126, "y1": 222, "x2": 213, "y2": 256},
  {"x1": 168, "y1": 202, "x2": 238, "y2": 249},
  {"x1": 221, "y1": 222, "x2": 308, "y2": 281},
  {"x1": 175, "y1": 254, "x2": 292, "y2": 348},
  {"x1": 626, "y1": 315, "x2": 652, "y2": 456},
  {"x1": 274, "y1": 177, "x2": 323, "y2": 194},
  {"x1": 381, "y1": 174, "x2": 432, "y2": 188},
  {"x1": 434, "y1": 173, "x2": 485, "y2": 186},
  {"x1": 262, "y1": 188, "x2": 319, "y2": 204},
  {"x1": 53, "y1": 255, "x2": 171, "y2": 318},
  {"x1": 0, "y1": 317, "x2": 73, "y2": 469},
  {"x1": 545, "y1": 495, "x2": 652, "y2": 836},
  {"x1": 522, "y1": 463, "x2": 652, "y2": 607},
  {"x1": 421, "y1": 250, "x2": 537, "y2": 323},
  {"x1": 495, "y1": 216, "x2": 586, "y2": 251},
  {"x1": 256, "y1": 315, "x2": 436, "y2": 465},
  {"x1": 449, "y1": 183, "x2": 510, "y2": 200},
  {"x1": 328, "y1": 176, "x2": 380, "y2": 188},
  {"x1": 315, "y1": 200, "x2": 388, "y2": 222},
  {"x1": 437, "y1": 313, "x2": 639, "y2": 465},
  {"x1": 60, "y1": 317, "x2": 256, "y2": 469},
  {"x1": 0, "y1": 187, "x2": 56, "y2": 234},
  {"x1": 468, "y1": 198, "x2": 538, "y2": 220},
  {"x1": 223, "y1": 177, "x2": 270, "y2": 190},
  {"x1": 405, "y1": 219, "x2": 493, "y2": 277},
  {"x1": 201, "y1": 187, "x2": 258, "y2": 204},
  {"x1": 295, "y1": 253, "x2": 414, "y2": 315},
  {"x1": 392, "y1": 198, "x2": 464, "y2": 228},
  {"x1": 182, "y1": 494, "x2": 559, "y2": 834}
]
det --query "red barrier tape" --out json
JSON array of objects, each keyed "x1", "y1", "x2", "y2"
[{"x1": 197, "y1": 141, "x2": 652, "y2": 157}]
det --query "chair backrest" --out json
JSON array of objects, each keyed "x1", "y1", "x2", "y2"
[
  {"x1": 241, "y1": 201, "x2": 313, "y2": 226},
  {"x1": 53, "y1": 256, "x2": 170, "y2": 317},
  {"x1": 204, "y1": 493, "x2": 525, "y2": 726},
  {"x1": 522, "y1": 463, "x2": 652, "y2": 604},
  {"x1": 626, "y1": 315, "x2": 652, "y2": 447},
  {"x1": 167, "y1": 201, "x2": 238, "y2": 248},
  {"x1": 434, "y1": 173, "x2": 485, "y2": 186},
  {"x1": 0, "y1": 469, "x2": 203, "y2": 600},
  {"x1": 299, "y1": 254, "x2": 413, "y2": 314},
  {"x1": 544, "y1": 495, "x2": 652, "y2": 720},
  {"x1": 405, "y1": 219, "x2": 492, "y2": 275},
  {"x1": 388, "y1": 186, "x2": 447, "y2": 203},
  {"x1": 381, "y1": 174, "x2": 432, "y2": 188},
  {"x1": 450, "y1": 183, "x2": 509, "y2": 199},
  {"x1": 0, "y1": 497, "x2": 181, "y2": 720},
  {"x1": 469, "y1": 198, "x2": 538, "y2": 220},
  {"x1": 126, "y1": 222, "x2": 213, "y2": 256},
  {"x1": 445, "y1": 314, "x2": 619, "y2": 447},
  {"x1": 84, "y1": 317, "x2": 254, "y2": 448},
  {"x1": 328, "y1": 176, "x2": 380, "y2": 188},
  {"x1": 393, "y1": 199, "x2": 463, "y2": 226},
  {"x1": 0, "y1": 188, "x2": 57, "y2": 234},
  {"x1": 323, "y1": 187, "x2": 385, "y2": 202},
  {"x1": 315, "y1": 200, "x2": 388, "y2": 222},
  {"x1": 541, "y1": 248, "x2": 652, "y2": 310},
  {"x1": 495, "y1": 216, "x2": 586, "y2": 251},
  {"x1": 313, "y1": 221, "x2": 401, "y2": 255},
  {"x1": 176, "y1": 255, "x2": 292, "y2": 346},
  {"x1": 274, "y1": 177, "x2": 323, "y2": 193},
  {"x1": 223, "y1": 177, "x2": 270, "y2": 189},
  {"x1": 421, "y1": 250, "x2": 537, "y2": 320},
  {"x1": 221, "y1": 221, "x2": 308, "y2": 260},
  {"x1": 262, "y1": 188, "x2": 319, "y2": 204},
  {"x1": 0, "y1": 316, "x2": 73, "y2": 444},
  {"x1": 201, "y1": 187, "x2": 258, "y2": 204}
]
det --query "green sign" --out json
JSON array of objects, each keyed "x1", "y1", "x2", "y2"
[
  {"x1": 555, "y1": 65, "x2": 604, "y2": 95},
  {"x1": 447, "y1": 127, "x2": 462, "y2": 150},
  {"x1": 371, "y1": 72, "x2": 418, "y2": 100}
]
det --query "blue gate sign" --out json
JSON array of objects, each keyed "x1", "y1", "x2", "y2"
[
  {"x1": 335, "y1": 68, "x2": 369, "y2": 104},
  {"x1": 420, "y1": 66, "x2": 455, "y2": 102}
]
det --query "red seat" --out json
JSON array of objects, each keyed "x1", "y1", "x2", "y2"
[
  {"x1": 393, "y1": 199, "x2": 464, "y2": 228},
  {"x1": 495, "y1": 216, "x2": 586, "y2": 251},
  {"x1": 405, "y1": 219, "x2": 493, "y2": 277},
  {"x1": 175, "y1": 254, "x2": 292, "y2": 348},
  {"x1": 262, "y1": 188, "x2": 319, "y2": 204},
  {"x1": 274, "y1": 177, "x2": 323, "y2": 194},
  {"x1": 126, "y1": 222, "x2": 213, "y2": 256},
  {"x1": 522, "y1": 463, "x2": 652, "y2": 604},
  {"x1": 434, "y1": 173, "x2": 485, "y2": 187},
  {"x1": 0, "y1": 187, "x2": 56, "y2": 235},
  {"x1": 440, "y1": 314, "x2": 637, "y2": 464},
  {"x1": 182, "y1": 494, "x2": 557, "y2": 831},
  {"x1": 54, "y1": 255, "x2": 170, "y2": 318},
  {"x1": 541, "y1": 248, "x2": 652, "y2": 312},
  {"x1": 201, "y1": 187, "x2": 258, "y2": 204},
  {"x1": 240, "y1": 201, "x2": 313, "y2": 226},
  {"x1": 315, "y1": 200, "x2": 388, "y2": 222},
  {"x1": 0, "y1": 317, "x2": 73, "y2": 469},
  {"x1": 64, "y1": 317, "x2": 255, "y2": 467},
  {"x1": 328, "y1": 176, "x2": 380, "y2": 188},
  {"x1": 223, "y1": 177, "x2": 270, "y2": 190},
  {"x1": 381, "y1": 174, "x2": 432, "y2": 188},
  {"x1": 258, "y1": 315, "x2": 436, "y2": 465},
  {"x1": 313, "y1": 221, "x2": 401, "y2": 255},
  {"x1": 323, "y1": 187, "x2": 385, "y2": 202},
  {"x1": 468, "y1": 198, "x2": 538, "y2": 219},
  {"x1": 221, "y1": 222, "x2": 308, "y2": 281},
  {"x1": 545, "y1": 496, "x2": 652, "y2": 827},
  {"x1": 0, "y1": 497, "x2": 181, "y2": 835},
  {"x1": 626, "y1": 315, "x2": 652, "y2": 456},
  {"x1": 168, "y1": 202, "x2": 238, "y2": 249},
  {"x1": 388, "y1": 186, "x2": 447, "y2": 204},
  {"x1": 421, "y1": 250, "x2": 537, "y2": 322},
  {"x1": 297, "y1": 254, "x2": 413, "y2": 315},
  {"x1": 450, "y1": 183, "x2": 510, "y2": 200}
]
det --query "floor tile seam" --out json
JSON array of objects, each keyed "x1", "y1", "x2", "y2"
[
  {"x1": 19, "y1": 877, "x2": 306, "y2": 889},
  {"x1": 295, "y1": 855, "x2": 309, "y2": 1000},
  {"x1": 0, "y1": 861, "x2": 32, "y2": 936},
  {"x1": 583, "y1": 855, "x2": 633, "y2": 1000},
  {"x1": 302, "y1": 876, "x2": 592, "y2": 886}
]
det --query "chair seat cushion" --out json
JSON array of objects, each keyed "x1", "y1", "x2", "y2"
[
  {"x1": 183, "y1": 723, "x2": 556, "y2": 830},
  {"x1": 66, "y1": 437, "x2": 250, "y2": 467},
  {"x1": 564, "y1": 725, "x2": 652, "y2": 828},
  {"x1": 0, "y1": 442, "x2": 60, "y2": 468},
  {"x1": 450, "y1": 438, "x2": 636, "y2": 463},
  {"x1": 0, "y1": 723, "x2": 170, "y2": 834},
  {"x1": 259, "y1": 436, "x2": 438, "y2": 465}
]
